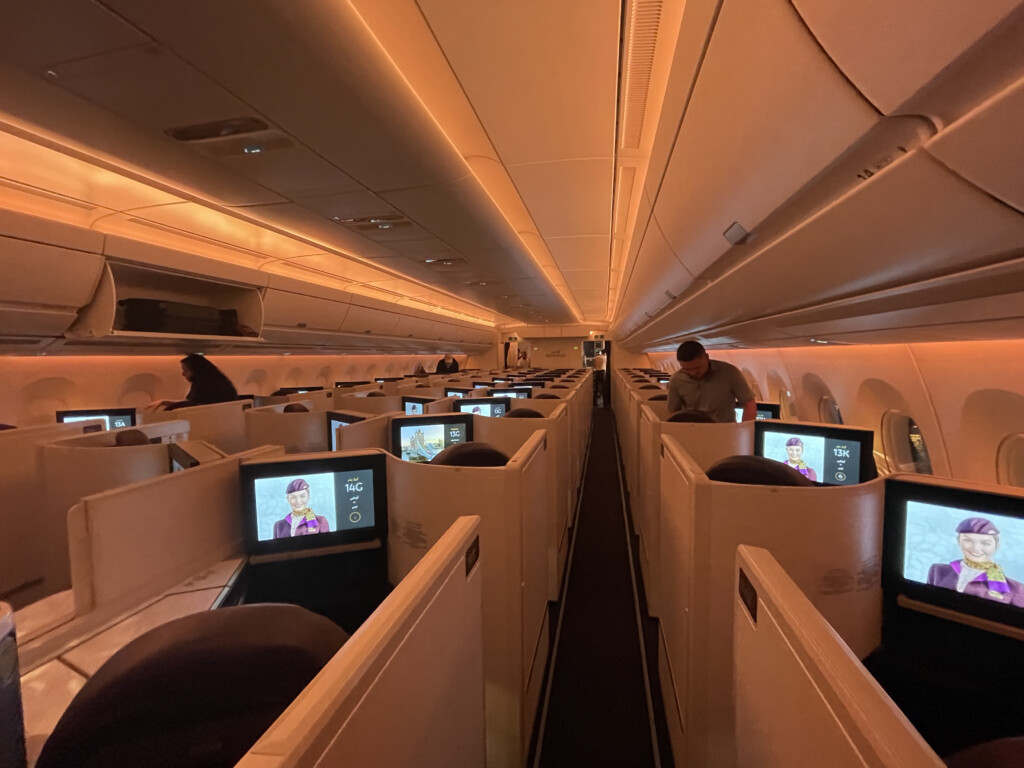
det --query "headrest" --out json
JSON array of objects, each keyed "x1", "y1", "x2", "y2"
[
  {"x1": 504, "y1": 408, "x2": 544, "y2": 419},
  {"x1": 430, "y1": 441, "x2": 510, "y2": 467},
  {"x1": 365, "y1": 391, "x2": 386, "y2": 397},
  {"x1": 638, "y1": 384, "x2": 661, "y2": 390},
  {"x1": 35, "y1": 604, "x2": 348, "y2": 768},
  {"x1": 551, "y1": 384, "x2": 569, "y2": 389},
  {"x1": 113, "y1": 429, "x2": 151, "y2": 447},
  {"x1": 945, "y1": 738, "x2": 1024, "y2": 768},
  {"x1": 415, "y1": 384, "x2": 431, "y2": 389},
  {"x1": 667, "y1": 410, "x2": 715, "y2": 423},
  {"x1": 0, "y1": 423, "x2": 15, "y2": 430},
  {"x1": 282, "y1": 403, "x2": 309, "y2": 413},
  {"x1": 705, "y1": 455, "x2": 815, "y2": 487},
  {"x1": 534, "y1": 393, "x2": 562, "y2": 400},
  {"x1": 646, "y1": 394, "x2": 668, "y2": 401}
]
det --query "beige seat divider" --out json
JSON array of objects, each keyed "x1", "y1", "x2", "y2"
[
  {"x1": 238, "y1": 516, "x2": 487, "y2": 768},
  {"x1": 478, "y1": 406, "x2": 570, "y2": 600},
  {"x1": 636, "y1": 411, "x2": 753, "y2": 616},
  {"x1": 332, "y1": 393, "x2": 404, "y2": 414},
  {"x1": 733, "y1": 545, "x2": 943, "y2": 768},
  {"x1": 386, "y1": 433, "x2": 549, "y2": 768},
  {"x1": 424, "y1": 395, "x2": 455, "y2": 413},
  {"x1": 244, "y1": 401, "x2": 327, "y2": 453},
  {"x1": 283, "y1": 389, "x2": 335, "y2": 410},
  {"x1": 658, "y1": 434, "x2": 883, "y2": 768},
  {"x1": 41, "y1": 420, "x2": 192, "y2": 595},
  {"x1": 0, "y1": 421, "x2": 105, "y2": 608},
  {"x1": 141, "y1": 399, "x2": 253, "y2": 454},
  {"x1": 333, "y1": 411, "x2": 399, "y2": 452}
]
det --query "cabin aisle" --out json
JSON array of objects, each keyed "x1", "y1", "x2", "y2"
[{"x1": 532, "y1": 407, "x2": 671, "y2": 767}]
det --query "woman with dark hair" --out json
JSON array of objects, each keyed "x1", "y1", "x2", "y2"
[
  {"x1": 928, "y1": 517, "x2": 1024, "y2": 606},
  {"x1": 148, "y1": 354, "x2": 238, "y2": 410}
]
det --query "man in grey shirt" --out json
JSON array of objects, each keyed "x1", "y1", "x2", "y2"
[{"x1": 666, "y1": 340, "x2": 757, "y2": 422}]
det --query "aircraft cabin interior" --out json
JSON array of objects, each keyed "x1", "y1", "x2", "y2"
[{"x1": 3, "y1": 2, "x2": 1024, "y2": 767}]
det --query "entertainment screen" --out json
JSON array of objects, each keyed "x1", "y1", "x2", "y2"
[
  {"x1": 390, "y1": 414, "x2": 473, "y2": 463},
  {"x1": 325, "y1": 411, "x2": 366, "y2": 451},
  {"x1": 455, "y1": 397, "x2": 508, "y2": 418},
  {"x1": 374, "y1": 377, "x2": 402, "y2": 383},
  {"x1": 488, "y1": 388, "x2": 531, "y2": 399},
  {"x1": 445, "y1": 387, "x2": 473, "y2": 398},
  {"x1": 735, "y1": 402, "x2": 781, "y2": 422},
  {"x1": 240, "y1": 452, "x2": 387, "y2": 557},
  {"x1": 472, "y1": 381, "x2": 491, "y2": 389},
  {"x1": 275, "y1": 386, "x2": 323, "y2": 394},
  {"x1": 753, "y1": 421, "x2": 873, "y2": 486},
  {"x1": 883, "y1": 478, "x2": 1024, "y2": 628},
  {"x1": 402, "y1": 395, "x2": 432, "y2": 415},
  {"x1": 335, "y1": 381, "x2": 370, "y2": 388},
  {"x1": 56, "y1": 408, "x2": 136, "y2": 430}
]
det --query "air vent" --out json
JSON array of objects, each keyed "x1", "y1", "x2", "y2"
[
  {"x1": 620, "y1": 0, "x2": 663, "y2": 150},
  {"x1": 166, "y1": 117, "x2": 269, "y2": 142}
]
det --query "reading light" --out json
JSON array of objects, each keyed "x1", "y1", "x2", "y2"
[
  {"x1": 377, "y1": 223, "x2": 392, "y2": 230},
  {"x1": 243, "y1": 145, "x2": 263, "y2": 154}
]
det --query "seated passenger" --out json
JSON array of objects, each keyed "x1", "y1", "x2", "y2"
[
  {"x1": 147, "y1": 354, "x2": 238, "y2": 411},
  {"x1": 282, "y1": 403, "x2": 309, "y2": 413},
  {"x1": 273, "y1": 478, "x2": 330, "y2": 538},
  {"x1": 435, "y1": 353, "x2": 460, "y2": 374},
  {"x1": 412, "y1": 363, "x2": 427, "y2": 375},
  {"x1": 113, "y1": 429, "x2": 150, "y2": 447},
  {"x1": 927, "y1": 518, "x2": 1024, "y2": 607}
]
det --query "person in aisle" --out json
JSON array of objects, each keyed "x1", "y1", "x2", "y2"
[
  {"x1": 435, "y1": 353, "x2": 460, "y2": 374},
  {"x1": 666, "y1": 340, "x2": 756, "y2": 422},
  {"x1": 147, "y1": 354, "x2": 238, "y2": 411},
  {"x1": 593, "y1": 350, "x2": 607, "y2": 406}
]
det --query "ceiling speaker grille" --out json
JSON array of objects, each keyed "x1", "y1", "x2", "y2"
[{"x1": 620, "y1": 0, "x2": 663, "y2": 150}]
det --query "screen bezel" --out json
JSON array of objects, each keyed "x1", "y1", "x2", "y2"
[
  {"x1": 445, "y1": 387, "x2": 474, "y2": 398},
  {"x1": 883, "y1": 477, "x2": 1024, "y2": 632},
  {"x1": 753, "y1": 420, "x2": 874, "y2": 485},
  {"x1": 454, "y1": 397, "x2": 510, "y2": 418},
  {"x1": 335, "y1": 381, "x2": 371, "y2": 388},
  {"x1": 168, "y1": 443, "x2": 201, "y2": 472},
  {"x1": 325, "y1": 411, "x2": 367, "y2": 451},
  {"x1": 55, "y1": 408, "x2": 137, "y2": 428},
  {"x1": 488, "y1": 387, "x2": 531, "y2": 399},
  {"x1": 390, "y1": 413, "x2": 474, "y2": 461},
  {"x1": 472, "y1": 381, "x2": 492, "y2": 388},
  {"x1": 240, "y1": 452, "x2": 388, "y2": 557},
  {"x1": 401, "y1": 395, "x2": 433, "y2": 415}
]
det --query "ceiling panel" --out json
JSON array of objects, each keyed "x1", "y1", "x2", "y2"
[
  {"x1": 547, "y1": 236, "x2": 611, "y2": 272},
  {"x1": 562, "y1": 269, "x2": 609, "y2": 292},
  {"x1": 507, "y1": 160, "x2": 614, "y2": 238},
  {"x1": 417, "y1": 0, "x2": 619, "y2": 165},
  {"x1": 296, "y1": 190, "x2": 398, "y2": 222}
]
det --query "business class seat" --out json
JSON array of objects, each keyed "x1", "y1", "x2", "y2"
[
  {"x1": 430, "y1": 441, "x2": 510, "y2": 467},
  {"x1": 647, "y1": 394, "x2": 668, "y2": 401},
  {"x1": 112, "y1": 429, "x2": 150, "y2": 446},
  {"x1": 705, "y1": 455, "x2": 815, "y2": 486},
  {"x1": 638, "y1": 384, "x2": 661, "y2": 390},
  {"x1": 945, "y1": 737, "x2": 1024, "y2": 768},
  {"x1": 281, "y1": 403, "x2": 309, "y2": 413},
  {"x1": 504, "y1": 408, "x2": 545, "y2": 419},
  {"x1": 365, "y1": 390, "x2": 387, "y2": 397},
  {"x1": 534, "y1": 393, "x2": 562, "y2": 399},
  {"x1": 36, "y1": 604, "x2": 348, "y2": 768},
  {"x1": 551, "y1": 384, "x2": 570, "y2": 389},
  {"x1": 667, "y1": 410, "x2": 716, "y2": 423}
]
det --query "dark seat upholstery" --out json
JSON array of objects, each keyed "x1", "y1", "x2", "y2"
[
  {"x1": 706, "y1": 455, "x2": 815, "y2": 486},
  {"x1": 113, "y1": 429, "x2": 151, "y2": 446},
  {"x1": 282, "y1": 403, "x2": 309, "y2": 413},
  {"x1": 503, "y1": 408, "x2": 544, "y2": 419},
  {"x1": 945, "y1": 737, "x2": 1024, "y2": 768},
  {"x1": 430, "y1": 441, "x2": 510, "y2": 467},
  {"x1": 551, "y1": 384, "x2": 569, "y2": 389},
  {"x1": 647, "y1": 394, "x2": 668, "y2": 401},
  {"x1": 667, "y1": 410, "x2": 716, "y2": 423},
  {"x1": 535, "y1": 393, "x2": 561, "y2": 400},
  {"x1": 36, "y1": 604, "x2": 348, "y2": 768},
  {"x1": 365, "y1": 390, "x2": 386, "y2": 397},
  {"x1": 415, "y1": 383, "x2": 431, "y2": 388},
  {"x1": 638, "y1": 384, "x2": 661, "y2": 390}
]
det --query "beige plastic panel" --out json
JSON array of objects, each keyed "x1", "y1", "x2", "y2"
[
  {"x1": 651, "y1": 0, "x2": 877, "y2": 279},
  {"x1": 506, "y1": 159, "x2": 614, "y2": 239},
  {"x1": 339, "y1": 302, "x2": 402, "y2": 336},
  {"x1": 927, "y1": 74, "x2": 1024, "y2": 213},
  {"x1": 0, "y1": 208, "x2": 103, "y2": 253},
  {"x1": 791, "y1": 0, "x2": 1022, "y2": 114},
  {"x1": 618, "y1": 215, "x2": 693, "y2": 333},
  {"x1": 261, "y1": 287, "x2": 350, "y2": 332},
  {"x1": 0, "y1": 237, "x2": 105, "y2": 309},
  {"x1": 635, "y1": 151, "x2": 1024, "y2": 348}
]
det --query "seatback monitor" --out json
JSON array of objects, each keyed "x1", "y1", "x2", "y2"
[
  {"x1": 390, "y1": 414, "x2": 473, "y2": 463},
  {"x1": 445, "y1": 387, "x2": 473, "y2": 398},
  {"x1": 735, "y1": 402, "x2": 782, "y2": 422},
  {"x1": 401, "y1": 395, "x2": 432, "y2": 415},
  {"x1": 275, "y1": 386, "x2": 323, "y2": 394},
  {"x1": 754, "y1": 421, "x2": 873, "y2": 485},
  {"x1": 883, "y1": 478, "x2": 1024, "y2": 629},
  {"x1": 240, "y1": 452, "x2": 387, "y2": 558},
  {"x1": 335, "y1": 380, "x2": 371, "y2": 388},
  {"x1": 472, "y1": 381, "x2": 491, "y2": 389},
  {"x1": 55, "y1": 408, "x2": 136, "y2": 430},
  {"x1": 454, "y1": 398, "x2": 508, "y2": 418},
  {"x1": 325, "y1": 411, "x2": 367, "y2": 451},
  {"x1": 488, "y1": 388, "x2": 531, "y2": 399}
]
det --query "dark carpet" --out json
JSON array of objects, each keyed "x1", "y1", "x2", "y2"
[{"x1": 534, "y1": 406, "x2": 670, "y2": 767}]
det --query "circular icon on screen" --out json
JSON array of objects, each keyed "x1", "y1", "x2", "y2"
[
  {"x1": 349, "y1": 511, "x2": 362, "y2": 524},
  {"x1": 835, "y1": 471, "x2": 846, "y2": 482}
]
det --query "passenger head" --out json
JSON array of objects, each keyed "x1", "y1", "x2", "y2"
[
  {"x1": 282, "y1": 403, "x2": 309, "y2": 413},
  {"x1": 113, "y1": 429, "x2": 151, "y2": 447},
  {"x1": 676, "y1": 340, "x2": 710, "y2": 380},
  {"x1": 285, "y1": 479, "x2": 310, "y2": 512},
  {"x1": 956, "y1": 518, "x2": 1000, "y2": 564},
  {"x1": 179, "y1": 354, "x2": 237, "y2": 403},
  {"x1": 443, "y1": 353, "x2": 454, "y2": 364}
]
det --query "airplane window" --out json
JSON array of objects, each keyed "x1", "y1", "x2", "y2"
[
  {"x1": 778, "y1": 389, "x2": 797, "y2": 421},
  {"x1": 881, "y1": 411, "x2": 933, "y2": 475},
  {"x1": 818, "y1": 395, "x2": 844, "y2": 425},
  {"x1": 996, "y1": 434, "x2": 1024, "y2": 487}
]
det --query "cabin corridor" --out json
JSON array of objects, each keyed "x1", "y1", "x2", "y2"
[{"x1": 531, "y1": 405, "x2": 672, "y2": 767}]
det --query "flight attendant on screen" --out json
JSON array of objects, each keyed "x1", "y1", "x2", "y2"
[
  {"x1": 273, "y1": 478, "x2": 330, "y2": 538},
  {"x1": 782, "y1": 437, "x2": 817, "y2": 481},
  {"x1": 927, "y1": 517, "x2": 1024, "y2": 606}
]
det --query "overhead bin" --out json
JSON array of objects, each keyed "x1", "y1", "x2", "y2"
[
  {"x1": 67, "y1": 261, "x2": 265, "y2": 342},
  {"x1": 261, "y1": 273, "x2": 352, "y2": 347},
  {"x1": 0, "y1": 209, "x2": 105, "y2": 338}
]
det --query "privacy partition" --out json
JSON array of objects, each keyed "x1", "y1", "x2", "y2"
[
  {"x1": 244, "y1": 401, "x2": 327, "y2": 453},
  {"x1": 733, "y1": 545, "x2": 943, "y2": 768},
  {"x1": 658, "y1": 434, "x2": 884, "y2": 768},
  {"x1": 142, "y1": 398, "x2": 253, "y2": 454}
]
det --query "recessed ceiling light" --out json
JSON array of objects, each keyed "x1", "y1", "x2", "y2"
[
  {"x1": 424, "y1": 258, "x2": 438, "y2": 263},
  {"x1": 377, "y1": 223, "x2": 392, "y2": 230},
  {"x1": 243, "y1": 144, "x2": 263, "y2": 154}
]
